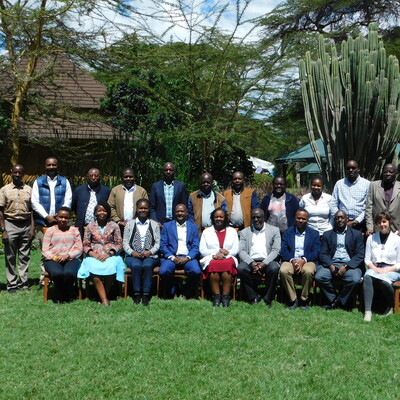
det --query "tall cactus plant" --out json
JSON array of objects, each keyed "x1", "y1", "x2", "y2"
[{"x1": 299, "y1": 23, "x2": 400, "y2": 188}]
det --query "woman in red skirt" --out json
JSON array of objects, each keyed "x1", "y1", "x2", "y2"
[{"x1": 200, "y1": 208, "x2": 239, "y2": 307}]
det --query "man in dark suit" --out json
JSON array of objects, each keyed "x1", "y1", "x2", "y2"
[
  {"x1": 159, "y1": 204, "x2": 201, "y2": 298},
  {"x1": 316, "y1": 210, "x2": 364, "y2": 310},
  {"x1": 280, "y1": 210, "x2": 320, "y2": 310},
  {"x1": 238, "y1": 208, "x2": 281, "y2": 306},
  {"x1": 150, "y1": 162, "x2": 188, "y2": 227},
  {"x1": 71, "y1": 168, "x2": 111, "y2": 237}
]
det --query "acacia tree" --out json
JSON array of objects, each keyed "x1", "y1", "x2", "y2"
[
  {"x1": 0, "y1": 0, "x2": 137, "y2": 167},
  {"x1": 95, "y1": 0, "x2": 288, "y2": 187}
]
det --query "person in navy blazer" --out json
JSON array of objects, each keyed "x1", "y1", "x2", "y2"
[
  {"x1": 150, "y1": 162, "x2": 188, "y2": 226},
  {"x1": 159, "y1": 204, "x2": 201, "y2": 298},
  {"x1": 316, "y1": 210, "x2": 364, "y2": 310},
  {"x1": 280, "y1": 210, "x2": 320, "y2": 309}
]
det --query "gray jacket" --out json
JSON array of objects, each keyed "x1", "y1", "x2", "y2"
[
  {"x1": 365, "y1": 180, "x2": 400, "y2": 232},
  {"x1": 238, "y1": 223, "x2": 281, "y2": 265}
]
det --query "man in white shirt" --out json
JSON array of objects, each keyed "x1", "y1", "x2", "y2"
[
  {"x1": 238, "y1": 209, "x2": 281, "y2": 306},
  {"x1": 31, "y1": 157, "x2": 72, "y2": 227},
  {"x1": 31, "y1": 157, "x2": 72, "y2": 287}
]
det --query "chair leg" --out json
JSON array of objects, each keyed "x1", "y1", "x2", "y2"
[
  {"x1": 395, "y1": 287, "x2": 399, "y2": 314},
  {"x1": 124, "y1": 273, "x2": 129, "y2": 299},
  {"x1": 232, "y1": 276, "x2": 237, "y2": 300},
  {"x1": 43, "y1": 276, "x2": 49, "y2": 304}
]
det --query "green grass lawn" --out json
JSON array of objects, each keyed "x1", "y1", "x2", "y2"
[{"x1": 0, "y1": 250, "x2": 399, "y2": 400}]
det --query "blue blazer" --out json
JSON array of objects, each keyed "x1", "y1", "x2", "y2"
[
  {"x1": 71, "y1": 184, "x2": 111, "y2": 228},
  {"x1": 280, "y1": 225, "x2": 320, "y2": 262},
  {"x1": 160, "y1": 220, "x2": 199, "y2": 260},
  {"x1": 260, "y1": 192, "x2": 299, "y2": 228},
  {"x1": 319, "y1": 228, "x2": 364, "y2": 269},
  {"x1": 150, "y1": 180, "x2": 188, "y2": 223}
]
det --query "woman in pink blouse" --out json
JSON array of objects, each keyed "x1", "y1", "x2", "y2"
[
  {"x1": 42, "y1": 207, "x2": 83, "y2": 302},
  {"x1": 77, "y1": 201, "x2": 124, "y2": 306}
]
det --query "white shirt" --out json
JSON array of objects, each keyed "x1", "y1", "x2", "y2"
[
  {"x1": 201, "y1": 192, "x2": 215, "y2": 227},
  {"x1": 299, "y1": 192, "x2": 332, "y2": 235},
  {"x1": 250, "y1": 224, "x2": 268, "y2": 260},
  {"x1": 230, "y1": 192, "x2": 244, "y2": 227},
  {"x1": 32, "y1": 175, "x2": 72, "y2": 218},
  {"x1": 176, "y1": 221, "x2": 189, "y2": 256},
  {"x1": 135, "y1": 218, "x2": 149, "y2": 248},
  {"x1": 123, "y1": 185, "x2": 136, "y2": 222}
]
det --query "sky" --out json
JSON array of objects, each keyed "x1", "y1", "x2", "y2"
[{"x1": 82, "y1": 0, "x2": 282, "y2": 45}]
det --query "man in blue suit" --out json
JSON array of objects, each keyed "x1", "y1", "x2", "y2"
[
  {"x1": 316, "y1": 210, "x2": 364, "y2": 310},
  {"x1": 280, "y1": 210, "x2": 320, "y2": 310},
  {"x1": 159, "y1": 204, "x2": 201, "y2": 299},
  {"x1": 150, "y1": 162, "x2": 188, "y2": 227}
]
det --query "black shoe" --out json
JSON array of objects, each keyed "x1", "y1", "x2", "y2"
[
  {"x1": 264, "y1": 300, "x2": 272, "y2": 308},
  {"x1": 323, "y1": 298, "x2": 340, "y2": 310},
  {"x1": 8, "y1": 288, "x2": 18, "y2": 294},
  {"x1": 250, "y1": 296, "x2": 261, "y2": 305},
  {"x1": 300, "y1": 300, "x2": 309, "y2": 311},
  {"x1": 133, "y1": 294, "x2": 141, "y2": 305},
  {"x1": 212, "y1": 295, "x2": 221, "y2": 307},
  {"x1": 288, "y1": 299, "x2": 299, "y2": 310},
  {"x1": 142, "y1": 295, "x2": 150, "y2": 306},
  {"x1": 221, "y1": 294, "x2": 231, "y2": 308},
  {"x1": 38, "y1": 284, "x2": 44, "y2": 291}
]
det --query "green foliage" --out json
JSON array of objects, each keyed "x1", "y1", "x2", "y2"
[{"x1": 300, "y1": 23, "x2": 400, "y2": 186}]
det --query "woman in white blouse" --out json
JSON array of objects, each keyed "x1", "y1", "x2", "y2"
[
  {"x1": 299, "y1": 177, "x2": 332, "y2": 235},
  {"x1": 363, "y1": 211, "x2": 400, "y2": 322},
  {"x1": 200, "y1": 208, "x2": 238, "y2": 308}
]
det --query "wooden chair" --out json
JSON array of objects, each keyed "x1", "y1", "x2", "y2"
[
  {"x1": 393, "y1": 280, "x2": 400, "y2": 314},
  {"x1": 123, "y1": 266, "x2": 160, "y2": 299},
  {"x1": 43, "y1": 271, "x2": 84, "y2": 303}
]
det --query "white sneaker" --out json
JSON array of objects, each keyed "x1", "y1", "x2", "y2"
[
  {"x1": 364, "y1": 311, "x2": 372, "y2": 322},
  {"x1": 383, "y1": 307, "x2": 393, "y2": 316}
]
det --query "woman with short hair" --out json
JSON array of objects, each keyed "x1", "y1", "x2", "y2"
[{"x1": 199, "y1": 208, "x2": 238, "y2": 307}]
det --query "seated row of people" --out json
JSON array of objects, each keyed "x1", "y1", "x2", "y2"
[{"x1": 41, "y1": 200, "x2": 400, "y2": 323}]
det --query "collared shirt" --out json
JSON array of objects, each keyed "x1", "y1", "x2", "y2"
[
  {"x1": 201, "y1": 191, "x2": 215, "y2": 228},
  {"x1": 31, "y1": 175, "x2": 72, "y2": 218},
  {"x1": 135, "y1": 217, "x2": 149, "y2": 248},
  {"x1": 84, "y1": 186, "x2": 98, "y2": 225},
  {"x1": 0, "y1": 183, "x2": 32, "y2": 220},
  {"x1": 230, "y1": 192, "x2": 244, "y2": 227},
  {"x1": 123, "y1": 184, "x2": 136, "y2": 222},
  {"x1": 294, "y1": 228, "x2": 306, "y2": 259},
  {"x1": 333, "y1": 229, "x2": 351, "y2": 263},
  {"x1": 299, "y1": 192, "x2": 332, "y2": 235},
  {"x1": 331, "y1": 176, "x2": 370, "y2": 222},
  {"x1": 164, "y1": 181, "x2": 174, "y2": 220},
  {"x1": 250, "y1": 223, "x2": 268, "y2": 260},
  {"x1": 176, "y1": 221, "x2": 189, "y2": 255}
]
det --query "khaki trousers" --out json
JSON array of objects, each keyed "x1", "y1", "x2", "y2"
[{"x1": 280, "y1": 261, "x2": 316, "y2": 302}]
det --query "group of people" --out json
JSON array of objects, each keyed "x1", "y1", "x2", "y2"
[{"x1": 0, "y1": 158, "x2": 399, "y2": 320}]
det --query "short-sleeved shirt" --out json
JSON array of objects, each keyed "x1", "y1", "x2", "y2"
[{"x1": 0, "y1": 183, "x2": 32, "y2": 221}]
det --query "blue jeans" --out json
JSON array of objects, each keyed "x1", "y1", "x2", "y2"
[{"x1": 125, "y1": 256, "x2": 157, "y2": 295}]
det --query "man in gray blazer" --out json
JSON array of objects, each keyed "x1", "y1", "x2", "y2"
[
  {"x1": 366, "y1": 163, "x2": 400, "y2": 234},
  {"x1": 238, "y1": 208, "x2": 281, "y2": 306}
]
